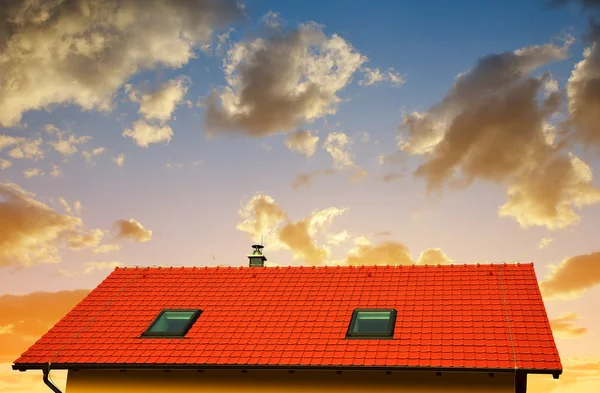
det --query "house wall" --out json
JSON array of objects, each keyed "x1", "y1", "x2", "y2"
[{"x1": 65, "y1": 368, "x2": 516, "y2": 393}]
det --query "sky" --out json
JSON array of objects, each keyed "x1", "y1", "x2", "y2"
[{"x1": 0, "y1": 0, "x2": 600, "y2": 391}]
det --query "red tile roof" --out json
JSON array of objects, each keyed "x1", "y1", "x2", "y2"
[{"x1": 13, "y1": 263, "x2": 562, "y2": 374}]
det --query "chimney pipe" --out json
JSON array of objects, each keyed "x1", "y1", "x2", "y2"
[{"x1": 248, "y1": 244, "x2": 267, "y2": 267}]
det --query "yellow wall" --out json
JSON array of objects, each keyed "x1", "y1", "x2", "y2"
[{"x1": 65, "y1": 368, "x2": 516, "y2": 393}]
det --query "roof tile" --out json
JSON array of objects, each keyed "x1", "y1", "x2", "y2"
[{"x1": 13, "y1": 264, "x2": 561, "y2": 372}]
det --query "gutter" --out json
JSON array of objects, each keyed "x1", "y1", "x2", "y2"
[{"x1": 42, "y1": 364, "x2": 63, "y2": 393}]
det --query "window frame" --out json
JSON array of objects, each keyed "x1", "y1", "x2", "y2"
[
  {"x1": 345, "y1": 308, "x2": 397, "y2": 339},
  {"x1": 141, "y1": 308, "x2": 202, "y2": 338}
]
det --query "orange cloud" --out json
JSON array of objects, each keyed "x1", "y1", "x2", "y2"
[
  {"x1": 416, "y1": 248, "x2": 453, "y2": 265},
  {"x1": 393, "y1": 39, "x2": 600, "y2": 230},
  {"x1": 540, "y1": 251, "x2": 600, "y2": 298},
  {"x1": 237, "y1": 193, "x2": 348, "y2": 264},
  {"x1": 113, "y1": 219, "x2": 152, "y2": 243},
  {"x1": 0, "y1": 183, "x2": 82, "y2": 267},
  {"x1": 0, "y1": 290, "x2": 91, "y2": 363},
  {"x1": 0, "y1": 290, "x2": 90, "y2": 392},
  {"x1": 550, "y1": 312, "x2": 588, "y2": 338},
  {"x1": 347, "y1": 240, "x2": 413, "y2": 266},
  {"x1": 236, "y1": 194, "x2": 453, "y2": 267}
]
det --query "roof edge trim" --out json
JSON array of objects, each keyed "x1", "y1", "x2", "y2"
[{"x1": 12, "y1": 363, "x2": 562, "y2": 377}]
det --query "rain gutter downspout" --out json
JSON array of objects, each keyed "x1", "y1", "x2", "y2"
[{"x1": 43, "y1": 363, "x2": 63, "y2": 393}]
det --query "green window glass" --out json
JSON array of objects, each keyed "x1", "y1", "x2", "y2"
[
  {"x1": 346, "y1": 308, "x2": 397, "y2": 338},
  {"x1": 142, "y1": 309, "x2": 201, "y2": 337}
]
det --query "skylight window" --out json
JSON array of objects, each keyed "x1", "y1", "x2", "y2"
[
  {"x1": 141, "y1": 309, "x2": 201, "y2": 337},
  {"x1": 346, "y1": 308, "x2": 397, "y2": 339}
]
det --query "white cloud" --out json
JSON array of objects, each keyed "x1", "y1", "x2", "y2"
[
  {"x1": 359, "y1": 67, "x2": 405, "y2": 87},
  {"x1": 81, "y1": 147, "x2": 105, "y2": 163},
  {"x1": 126, "y1": 76, "x2": 191, "y2": 122},
  {"x1": 23, "y1": 168, "x2": 43, "y2": 178},
  {"x1": 285, "y1": 130, "x2": 320, "y2": 157},
  {"x1": 113, "y1": 153, "x2": 125, "y2": 167},
  {"x1": 123, "y1": 120, "x2": 173, "y2": 147}
]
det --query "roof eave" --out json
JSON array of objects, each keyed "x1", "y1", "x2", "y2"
[{"x1": 12, "y1": 363, "x2": 562, "y2": 378}]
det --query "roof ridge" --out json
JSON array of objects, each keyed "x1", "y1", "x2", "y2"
[{"x1": 114, "y1": 262, "x2": 535, "y2": 270}]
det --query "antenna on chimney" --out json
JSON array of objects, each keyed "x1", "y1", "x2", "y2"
[{"x1": 248, "y1": 243, "x2": 267, "y2": 267}]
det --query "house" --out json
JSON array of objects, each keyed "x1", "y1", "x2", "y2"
[{"x1": 13, "y1": 245, "x2": 562, "y2": 393}]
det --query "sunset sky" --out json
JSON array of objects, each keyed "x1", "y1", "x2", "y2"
[{"x1": 1, "y1": 0, "x2": 600, "y2": 392}]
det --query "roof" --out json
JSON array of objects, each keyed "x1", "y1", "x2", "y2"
[{"x1": 13, "y1": 263, "x2": 562, "y2": 375}]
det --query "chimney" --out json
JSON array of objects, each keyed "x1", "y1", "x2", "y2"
[{"x1": 248, "y1": 244, "x2": 267, "y2": 267}]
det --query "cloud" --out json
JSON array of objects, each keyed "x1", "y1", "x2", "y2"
[
  {"x1": 113, "y1": 153, "x2": 125, "y2": 167},
  {"x1": 113, "y1": 219, "x2": 152, "y2": 243},
  {"x1": 81, "y1": 147, "x2": 105, "y2": 163},
  {"x1": 0, "y1": 0, "x2": 242, "y2": 127},
  {"x1": 291, "y1": 168, "x2": 336, "y2": 189},
  {"x1": 528, "y1": 357, "x2": 600, "y2": 393},
  {"x1": 344, "y1": 236, "x2": 454, "y2": 266},
  {"x1": 0, "y1": 135, "x2": 18, "y2": 151},
  {"x1": 321, "y1": 131, "x2": 367, "y2": 184},
  {"x1": 327, "y1": 230, "x2": 350, "y2": 245},
  {"x1": 540, "y1": 251, "x2": 600, "y2": 298},
  {"x1": 498, "y1": 153, "x2": 600, "y2": 229},
  {"x1": 74, "y1": 201, "x2": 82, "y2": 216},
  {"x1": 550, "y1": 312, "x2": 588, "y2": 338},
  {"x1": 0, "y1": 182, "x2": 110, "y2": 268},
  {"x1": 166, "y1": 162, "x2": 183, "y2": 169},
  {"x1": 285, "y1": 129, "x2": 320, "y2": 157},
  {"x1": 66, "y1": 228, "x2": 104, "y2": 250},
  {"x1": 393, "y1": 39, "x2": 600, "y2": 229},
  {"x1": 0, "y1": 289, "x2": 91, "y2": 363},
  {"x1": 356, "y1": 131, "x2": 370, "y2": 144},
  {"x1": 126, "y1": 76, "x2": 191, "y2": 122},
  {"x1": 260, "y1": 11, "x2": 284, "y2": 29},
  {"x1": 81, "y1": 261, "x2": 121, "y2": 274},
  {"x1": 59, "y1": 261, "x2": 120, "y2": 277},
  {"x1": 49, "y1": 164, "x2": 62, "y2": 177},
  {"x1": 92, "y1": 244, "x2": 121, "y2": 254},
  {"x1": 539, "y1": 237, "x2": 554, "y2": 249},
  {"x1": 236, "y1": 194, "x2": 452, "y2": 267},
  {"x1": 278, "y1": 207, "x2": 349, "y2": 264},
  {"x1": 205, "y1": 22, "x2": 366, "y2": 137},
  {"x1": 323, "y1": 132, "x2": 356, "y2": 169},
  {"x1": 359, "y1": 67, "x2": 405, "y2": 87},
  {"x1": 46, "y1": 125, "x2": 91, "y2": 156},
  {"x1": 0, "y1": 159, "x2": 11, "y2": 169},
  {"x1": 7, "y1": 137, "x2": 44, "y2": 160},
  {"x1": 123, "y1": 120, "x2": 173, "y2": 147},
  {"x1": 22, "y1": 168, "x2": 43, "y2": 178},
  {"x1": 58, "y1": 197, "x2": 73, "y2": 215},
  {"x1": 236, "y1": 193, "x2": 288, "y2": 242},
  {"x1": 565, "y1": 26, "x2": 600, "y2": 153},
  {"x1": 346, "y1": 238, "x2": 413, "y2": 266},
  {"x1": 416, "y1": 248, "x2": 453, "y2": 265},
  {"x1": 236, "y1": 193, "x2": 348, "y2": 264}
]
